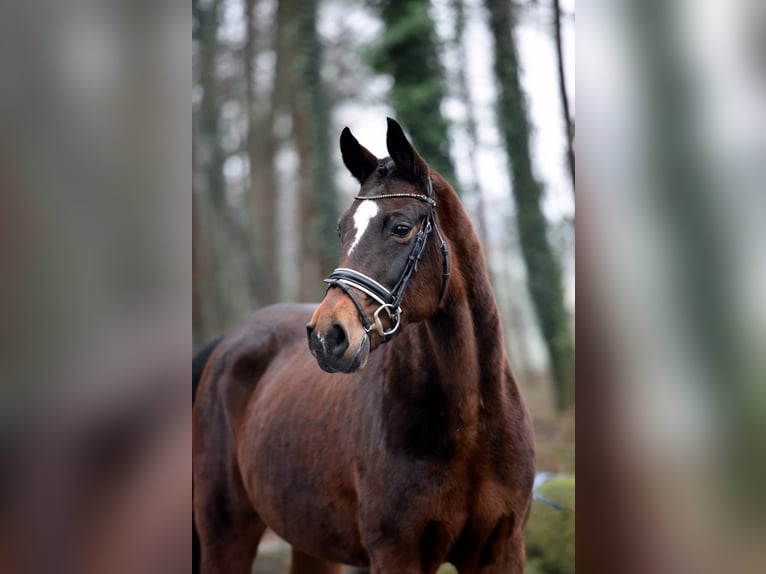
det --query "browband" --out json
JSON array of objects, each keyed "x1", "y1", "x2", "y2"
[{"x1": 353, "y1": 192, "x2": 436, "y2": 208}]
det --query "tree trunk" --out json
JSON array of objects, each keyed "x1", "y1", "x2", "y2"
[
  {"x1": 279, "y1": 0, "x2": 339, "y2": 301},
  {"x1": 194, "y1": 0, "x2": 227, "y2": 333},
  {"x1": 196, "y1": 0, "x2": 225, "y2": 209},
  {"x1": 553, "y1": 0, "x2": 575, "y2": 195},
  {"x1": 485, "y1": 0, "x2": 574, "y2": 410},
  {"x1": 374, "y1": 0, "x2": 460, "y2": 192},
  {"x1": 245, "y1": 0, "x2": 279, "y2": 303},
  {"x1": 192, "y1": 157, "x2": 206, "y2": 348},
  {"x1": 195, "y1": 0, "x2": 263, "y2": 329},
  {"x1": 450, "y1": 0, "x2": 489, "y2": 245}
]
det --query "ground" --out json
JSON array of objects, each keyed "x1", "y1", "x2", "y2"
[{"x1": 520, "y1": 374, "x2": 575, "y2": 474}]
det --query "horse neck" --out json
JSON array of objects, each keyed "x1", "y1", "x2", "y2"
[
  {"x1": 426, "y1": 232, "x2": 508, "y2": 397},
  {"x1": 427, "y1": 184, "x2": 509, "y2": 391},
  {"x1": 380, "y1": 210, "x2": 510, "y2": 453}
]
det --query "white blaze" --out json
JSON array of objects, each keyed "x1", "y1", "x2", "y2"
[{"x1": 348, "y1": 200, "x2": 379, "y2": 256}]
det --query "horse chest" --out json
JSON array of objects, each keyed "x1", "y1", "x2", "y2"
[{"x1": 356, "y1": 458, "x2": 517, "y2": 570}]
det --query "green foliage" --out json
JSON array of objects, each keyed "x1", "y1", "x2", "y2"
[
  {"x1": 368, "y1": 0, "x2": 459, "y2": 190},
  {"x1": 524, "y1": 476, "x2": 575, "y2": 574}
]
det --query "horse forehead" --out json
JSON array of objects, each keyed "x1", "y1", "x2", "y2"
[{"x1": 348, "y1": 200, "x2": 380, "y2": 256}]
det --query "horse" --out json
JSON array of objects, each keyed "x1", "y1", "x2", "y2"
[{"x1": 192, "y1": 118, "x2": 536, "y2": 574}]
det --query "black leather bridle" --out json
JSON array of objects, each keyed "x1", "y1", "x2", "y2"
[{"x1": 323, "y1": 179, "x2": 450, "y2": 342}]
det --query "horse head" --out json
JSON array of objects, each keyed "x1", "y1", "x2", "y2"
[{"x1": 307, "y1": 118, "x2": 452, "y2": 373}]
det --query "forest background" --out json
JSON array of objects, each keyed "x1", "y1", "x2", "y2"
[{"x1": 192, "y1": 0, "x2": 576, "y2": 473}]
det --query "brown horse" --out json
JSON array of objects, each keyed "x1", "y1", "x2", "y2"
[{"x1": 192, "y1": 118, "x2": 535, "y2": 574}]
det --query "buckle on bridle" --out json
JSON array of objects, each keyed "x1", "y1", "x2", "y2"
[
  {"x1": 324, "y1": 177, "x2": 450, "y2": 342},
  {"x1": 373, "y1": 304, "x2": 401, "y2": 337}
]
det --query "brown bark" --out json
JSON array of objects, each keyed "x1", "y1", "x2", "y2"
[
  {"x1": 246, "y1": 0, "x2": 278, "y2": 303},
  {"x1": 192, "y1": 179, "x2": 206, "y2": 346},
  {"x1": 553, "y1": 0, "x2": 575, "y2": 195},
  {"x1": 450, "y1": 0, "x2": 489, "y2": 247}
]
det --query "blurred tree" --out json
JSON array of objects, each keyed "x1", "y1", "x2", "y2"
[
  {"x1": 485, "y1": 0, "x2": 574, "y2": 410},
  {"x1": 629, "y1": 0, "x2": 759, "y2": 513},
  {"x1": 553, "y1": 0, "x2": 575, "y2": 195},
  {"x1": 194, "y1": 0, "x2": 225, "y2": 209},
  {"x1": 370, "y1": 0, "x2": 459, "y2": 191},
  {"x1": 277, "y1": 0, "x2": 340, "y2": 300},
  {"x1": 294, "y1": 0, "x2": 339, "y2": 299},
  {"x1": 449, "y1": 0, "x2": 488, "y2": 243},
  {"x1": 193, "y1": 149, "x2": 207, "y2": 348},
  {"x1": 193, "y1": 0, "x2": 227, "y2": 342},
  {"x1": 245, "y1": 0, "x2": 279, "y2": 303},
  {"x1": 193, "y1": 0, "x2": 263, "y2": 343}
]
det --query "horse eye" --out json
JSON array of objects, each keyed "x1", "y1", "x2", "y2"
[{"x1": 392, "y1": 224, "x2": 411, "y2": 237}]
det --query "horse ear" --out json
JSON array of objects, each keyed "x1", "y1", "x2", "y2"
[
  {"x1": 385, "y1": 117, "x2": 429, "y2": 181},
  {"x1": 340, "y1": 127, "x2": 378, "y2": 184}
]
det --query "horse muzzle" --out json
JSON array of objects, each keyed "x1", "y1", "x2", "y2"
[{"x1": 306, "y1": 321, "x2": 370, "y2": 374}]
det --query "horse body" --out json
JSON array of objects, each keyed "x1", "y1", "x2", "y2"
[{"x1": 193, "y1": 119, "x2": 535, "y2": 573}]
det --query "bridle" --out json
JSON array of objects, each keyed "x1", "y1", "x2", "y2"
[{"x1": 323, "y1": 178, "x2": 450, "y2": 342}]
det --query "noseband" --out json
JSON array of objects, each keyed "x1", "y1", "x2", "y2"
[{"x1": 323, "y1": 180, "x2": 450, "y2": 341}]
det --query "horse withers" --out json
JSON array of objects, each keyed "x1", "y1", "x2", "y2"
[{"x1": 192, "y1": 118, "x2": 535, "y2": 574}]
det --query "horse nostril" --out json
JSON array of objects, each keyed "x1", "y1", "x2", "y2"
[
  {"x1": 306, "y1": 324, "x2": 315, "y2": 341},
  {"x1": 329, "y1": 323, "x2": 348, "y2": 356}
]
